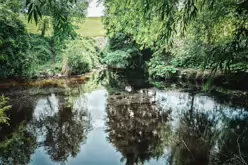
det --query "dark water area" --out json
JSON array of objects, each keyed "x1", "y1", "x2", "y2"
[{"x1": 0, "y1": 71, "x2": 248, "y2": 165}]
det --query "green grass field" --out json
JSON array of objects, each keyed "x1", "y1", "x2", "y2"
[{"x1": 19, "y1": 15, "x2": 106, "y2": 37}]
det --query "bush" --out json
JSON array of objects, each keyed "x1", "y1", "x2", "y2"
[
  {"x1": 148, "y1": 54, "x2": 178, "y2": 79},
  {"x1": 102, "y1": 50, "x2": 130, "y2": 68},
  {"x1": 102, "y1": 47, "x2": 141, "y2": 69},
  {"x1": 101, "y1": 33, "x2": 148, "y2": 69},
  {"x1": 28, "y1": 35, "x2": 51, "y2": 65},
  {"x1": 0, "y1": 5, "x2": 34, "y2": 77},
  {"x1": 106, "y1": 33, "x2": 135, "y2": 51},
  {"x1": 171, "y1": 38, "x2": 207, "y2": 69},
  {"x1": 62, "y1": 38, "x2": 100, "y2": 75}
]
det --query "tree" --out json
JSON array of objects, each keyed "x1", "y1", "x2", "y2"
[
  {"x1": 26, "y1": 0, "x2": 89, "y2": 40},
  {"x1": 102, "y1": 0, "x2": 248, "y2": 73},
  {"x1": 103, "y1": 0, "x2": 247, "y2": 42}
]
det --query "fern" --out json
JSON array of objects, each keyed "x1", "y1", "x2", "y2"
[{"x1": 0, "y1": 96, "x2": 11, "y2": 124}]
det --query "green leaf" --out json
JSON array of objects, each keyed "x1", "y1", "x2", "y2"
[{"x1": 34, "y1": 9, "x2": 38, "y2": 25}]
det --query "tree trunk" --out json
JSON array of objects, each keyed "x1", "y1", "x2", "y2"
[
  {"x1": 50, "y1": 39, "x2": 56, "y2": 65},
  {"x1": 41, "y1": 23, "x2": 46, "y2": 37}
]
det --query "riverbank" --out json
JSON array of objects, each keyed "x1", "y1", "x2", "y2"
[
  {"x1": 1, "y1": 69, "x2": 247, "y2": 109},
  {"x1": 0, "y1": 72, "x2": 94, "y2": 89},
  {"x1": 151, "y1": 68, "x2": 248, "y2": 90}
]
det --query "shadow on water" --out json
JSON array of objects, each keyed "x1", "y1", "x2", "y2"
[{"x1": 0, "y1": 70, "x2": 248, "y2": 165}]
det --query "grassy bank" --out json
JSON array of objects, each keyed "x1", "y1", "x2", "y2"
[{"x1": 19, "y1": 15, "x2": 106, "y2": 37}]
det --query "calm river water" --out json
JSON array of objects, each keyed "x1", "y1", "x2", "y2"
[{"x1": 0, "y1": 71, "x2": 247, "y2": 165}]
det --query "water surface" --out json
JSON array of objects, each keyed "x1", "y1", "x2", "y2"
[{"x1": 0, "y1": 72, "x2": 248, "y2": 165}]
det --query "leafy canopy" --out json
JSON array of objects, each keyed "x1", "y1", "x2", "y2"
[
  {"x1": 26, "y1": 0, "x2": 89, "y2": 39},
  {"x1": 103, "y1": 0, "x2": 247, "y2": 41},
  {"x1": 102, "y1": 0, "x2": 248, "y2": 73}
]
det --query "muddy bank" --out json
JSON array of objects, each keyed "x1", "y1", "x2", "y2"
[{"x1": 0, "y1": 73, "x2": 92, "y2": 89}]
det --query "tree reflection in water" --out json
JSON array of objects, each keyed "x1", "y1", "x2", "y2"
[
  {"x1": 167, "y1": 93, "x2": 248, "y2": 165},
  {"x1": 0, "y1": 124, "x2": 37, "y2": 165},
  {"x1": 213, "y1": 114, "x2": 248, "y2": 165},
  {"x1": 1, "y1": 83, "x2": 248, "y2": 165},
  {"x1": 0, "y1": 95, "x2": 37, "y2": 165},
  {"x1": 169, "y1": 95, "x2": 218, "y2": 165},
  {"x1": 106, "y1": 90, "x2": 170, "y2": 165},
  {"x1": 33, "y1": 94, "x2": 91, "y2": 163}
]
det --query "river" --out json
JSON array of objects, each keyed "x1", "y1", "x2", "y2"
[{"x1": 0, "y1": 70, "x2": 247, "y2": 165}]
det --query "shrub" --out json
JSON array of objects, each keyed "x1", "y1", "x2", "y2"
[
  {"x1": 0, "y1": 5, "x2": 34, "y2": 77},
  {"x1": 102, "y1": 47, "x2": 141, "y2": 69},
  {"x1": 28, "y1": 35, "x2": 51, "y2": 65},
  {"x1": 171, "y1": 38, "x2": 207, "y2": 69},
  {"x1": 62, "y1": 38, "x2": 100, "y2": 75},
  {"x1": 106, "y1": 33, "x2": 135, "y2": 51},
  {"x1": 102, "y1": 50, "x2": 130, "y2": 68},
  {"x1": 148, "y1": 54, "x2": 178, "y2": 79},
  {"x1": 101, "y1": 33, "x2": 147, "y2": 69}
]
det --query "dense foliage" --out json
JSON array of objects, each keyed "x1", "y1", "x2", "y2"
[
  {"x1": 26, "y1": 0, "x2": 89, "y2": 40},
  {"x1": 170, "y1": 0, "x2": 248, "y2": 73},
  {"x1": 0, "y1": 5, "x2": 58, "y2": 78},
  {"x1": 102, "y1": 0, "x2": 248, "y2": 79},
  {"x1": 29, "y1": 35, "x2": 52, "y2": 65},
  {"x1": 1, "y1": 0, "x2": 247, "y2": 83},
  {"x1": 148, "y1": 53, "x2": 178, "y2": 79},
  {"x1": 0, "y1": 0, "x2": 101, "y2": 78},
  {"x1": 62, "y1": 38, "x2": 100, "y2": 75},
  {"x1": 0, "y1": 0, "x2": 24, "y2": 13},
  {"x1": 101, "y1": 33, "x2": 152, "y2": 70},
  {"x1": 0, "y1": 6, "x2": 34, "y2": 77}
]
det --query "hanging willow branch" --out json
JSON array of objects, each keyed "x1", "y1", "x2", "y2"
[{"x1": 25, "y1": 0, "x2": 88, "y2": 40}]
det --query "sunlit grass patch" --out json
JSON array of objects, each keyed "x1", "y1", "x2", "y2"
[
  {"x1": 18, "y1": 15, "x2": 106, "y2": 37},
  {"x1": 74, "y1": 17, "x2": 106, "y2": 37}
]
